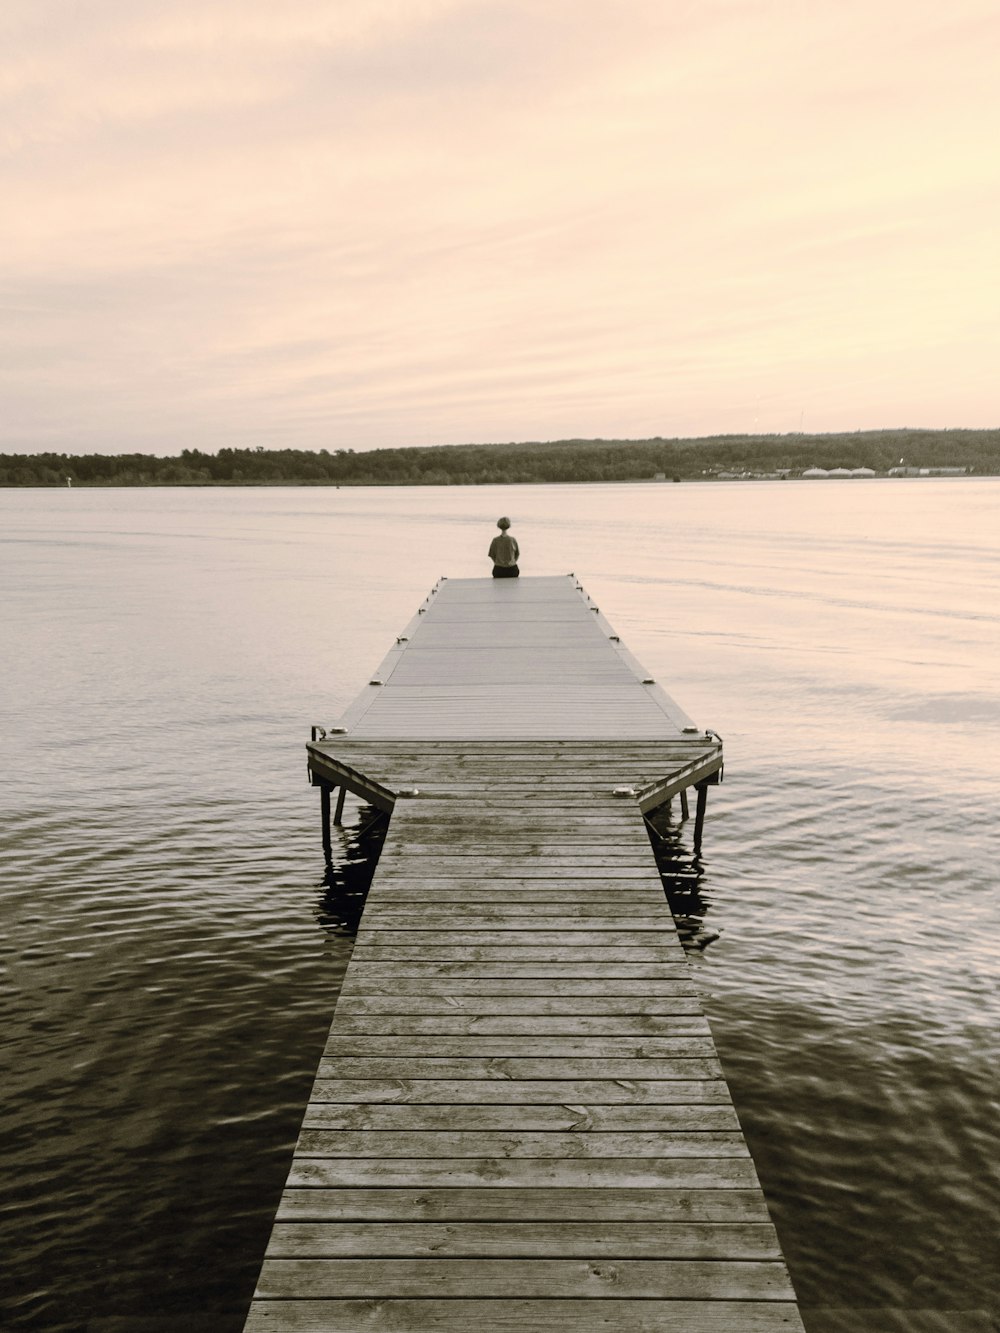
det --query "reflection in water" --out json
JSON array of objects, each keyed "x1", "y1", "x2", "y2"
[
  {"x1": 644, "y1": 798, "x2": 721, "y2": 952},
  {"x1": 315, "y1": 802, "x2": 388, "y2": 937}
]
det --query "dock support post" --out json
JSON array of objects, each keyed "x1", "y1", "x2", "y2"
[
  {"x1": 320, "y1": 783, "x2": 333, "y2": 866},
  {"x1": 680, "y1": 788, "x2": 690, "y2": 822},
  {"x1": 333, "y1": 786, "x2": 346, "y2": 825},
  {"x1": 693, "y1": 781, "x2": 709, "y2": 853}
]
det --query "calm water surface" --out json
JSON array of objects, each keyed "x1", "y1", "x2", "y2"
[{"x1": 2, "y1": 482, "x2": 998, "y2": 1330}]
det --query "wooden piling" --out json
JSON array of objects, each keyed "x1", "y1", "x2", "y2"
[
  {"x1": 694, "y1": 781, "x2": 709, "y2": 853},
  {"x1": 319, "y1": 782, "x2": 332, "y2": 865}
]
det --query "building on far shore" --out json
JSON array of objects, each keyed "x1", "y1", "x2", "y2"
[
  {"x1": 804, "y1": 466, "x2": 879, "y2": 478},
  {"x1": 888, "y1": 466, "x2": 968, "y2": 477}
]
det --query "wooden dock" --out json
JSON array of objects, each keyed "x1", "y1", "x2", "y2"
[{"x1": 245, "y1": 576, "x2": 804, "y2": 1332}]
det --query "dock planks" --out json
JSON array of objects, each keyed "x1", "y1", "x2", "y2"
[{"x1": 244, "y1": 578, "x2": 801, "y2": 1332}]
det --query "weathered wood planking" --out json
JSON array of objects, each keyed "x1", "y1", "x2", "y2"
[
  {"x1": 264, "y1": 1221, "x2": 782, "y2": 1257},
  {"x1": 317, "y1": 575, "x2": 713, "y2": 742},
  {"x1": 253, "y1": 1258, "x2": 795, "y2": 1299},
  {"x1": 245, "y1": 1301, "x2": 804, "y2": 1331},
  {"x1": 244, "y1": 578, "x2": 801, "y2": 1331},
  {"x1": 301, "y1": 1104, "x2": 740, "y2": 1130}
]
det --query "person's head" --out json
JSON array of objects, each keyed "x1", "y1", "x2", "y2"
[{"x1": 497, "y1": 516, "x2": 511, "y2": 530}]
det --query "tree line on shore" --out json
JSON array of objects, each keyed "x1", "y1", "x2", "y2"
[{"x1": 2, "y1": 428, "x2": 998, "y2": 487}]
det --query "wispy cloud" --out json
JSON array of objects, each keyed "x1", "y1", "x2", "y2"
[{"x1": 2, "y1": 0, "x2": 998, "y2": 451}]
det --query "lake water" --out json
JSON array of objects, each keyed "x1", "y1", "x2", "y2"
[{"x1": 2, "y1": 481, "x2": 998, "y2": 1331}]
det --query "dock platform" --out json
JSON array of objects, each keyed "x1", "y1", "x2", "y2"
[{"x1": 245, "y1": 576, "x2": 804, "y2": 1332}]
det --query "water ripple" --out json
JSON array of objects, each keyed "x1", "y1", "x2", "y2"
[{"x1": 3, "y1": 483, "x2": 998, "y2": 1329}]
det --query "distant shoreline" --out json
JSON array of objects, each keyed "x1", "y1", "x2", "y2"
[
  {"x1": 3, "y1": 474, "x2": 993, "y2": 491},
  {"x1": 2, "y1": 428, "x2": 997, "y2": 487}
]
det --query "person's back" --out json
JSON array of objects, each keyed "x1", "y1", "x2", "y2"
[{"x1": 488, "y1": 517, "x2": 520, "y2": 578}]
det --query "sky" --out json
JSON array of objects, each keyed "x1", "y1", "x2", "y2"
[{"x1": 2, "y1": 0, "x2": 999, "y2": 455}]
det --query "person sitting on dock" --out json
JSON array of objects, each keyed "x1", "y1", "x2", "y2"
[{"x1": 488, "y1": 516, "x2": 520, "y2": 578}]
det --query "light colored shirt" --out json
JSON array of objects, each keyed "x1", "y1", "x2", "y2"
[{"x1": 489, "y1": 533, "x2": 519, "y2": 567}]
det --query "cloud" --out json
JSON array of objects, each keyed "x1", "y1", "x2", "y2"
[{"x1": 2, "y1": 0, "x2": 999, "y2": 451}]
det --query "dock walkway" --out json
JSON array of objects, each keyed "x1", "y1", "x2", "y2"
[{"x1": 245, "y1": 577, "x2": 803, "y2": 1332}]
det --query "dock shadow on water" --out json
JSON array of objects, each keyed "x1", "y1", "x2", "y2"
[
  {"x1": 314, "y1": 802, "x2": 388, "y2": 937},
  {"x1": 643, "y1": 800, "x2": 721, "y2": 953}
]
